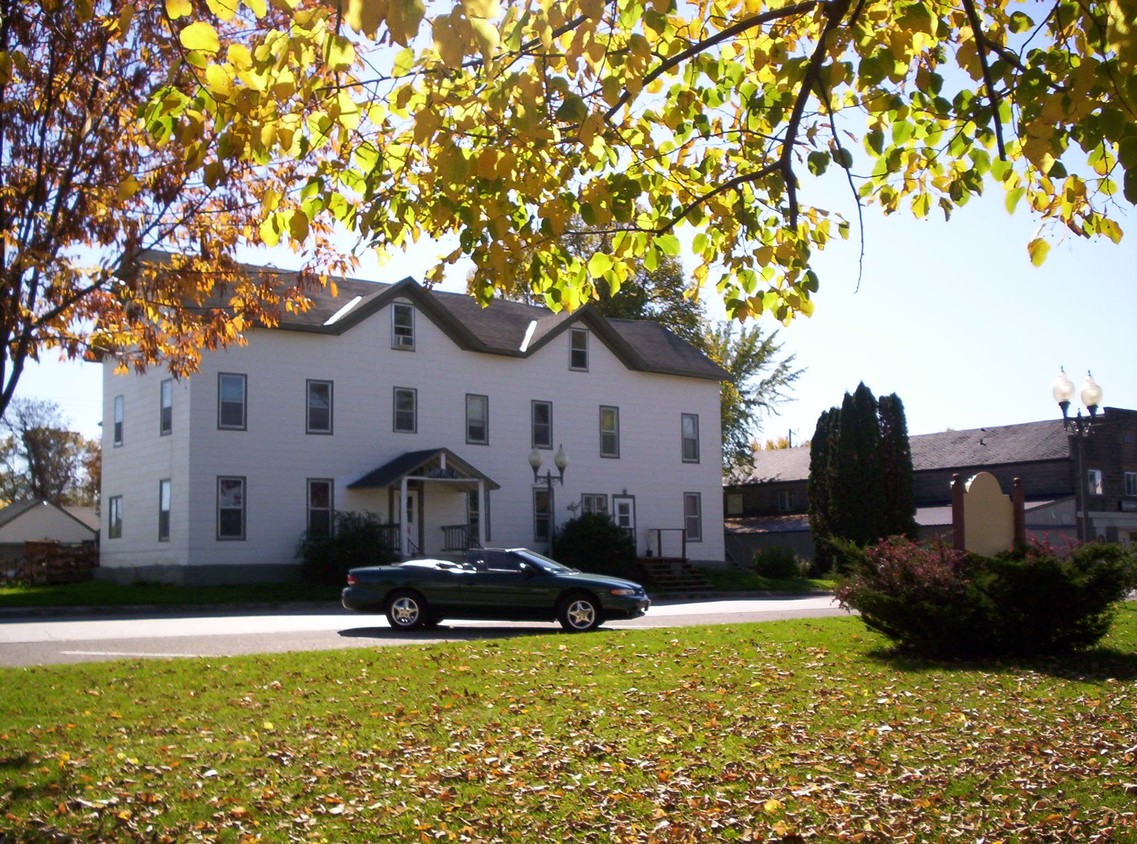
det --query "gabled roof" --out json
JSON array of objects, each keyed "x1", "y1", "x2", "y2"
[
  {"x1": 135, "y1": 251, "x2": 729, "y2": 382},
  {"x1": 729, "y1": 418, "x2": 1074, "y2": 485},
  {"x1": 0, "y1": 499, "x2": 99, "y2": 534},
  {"x1": 348, "y1": 448, "x2": 501, "y2": 491}
]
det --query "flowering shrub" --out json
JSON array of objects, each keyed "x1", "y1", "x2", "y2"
[{"x1": 836, "y1": 538, "x2": 1137, "y2": 659}]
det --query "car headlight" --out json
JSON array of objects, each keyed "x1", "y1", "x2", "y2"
[{"x1": 609, "y1": 588, "x2": 639, "y2": 597}]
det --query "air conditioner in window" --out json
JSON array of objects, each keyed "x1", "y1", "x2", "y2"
[{"x1": 394, "y1": 335, "x2": 414, "y2": 348}]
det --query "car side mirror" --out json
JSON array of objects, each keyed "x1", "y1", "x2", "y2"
[{"x1": 520, "y1": 563, "x2": 536, "y2": 578}]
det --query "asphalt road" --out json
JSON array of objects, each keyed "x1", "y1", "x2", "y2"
[{"x1": 0, "y1": 595, "x2": 845, "y2": 667}]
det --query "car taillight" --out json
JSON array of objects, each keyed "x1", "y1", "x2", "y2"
[{"x1": 346, "y1": 574, "x2": 357, "y2": 586}]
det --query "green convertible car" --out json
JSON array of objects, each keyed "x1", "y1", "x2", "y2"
[{"x1": 341, "y1": 547, "x2": 650, "y2": 632}]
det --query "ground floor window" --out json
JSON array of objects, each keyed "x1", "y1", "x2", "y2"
[
  {"x1": 533, "y1": 488, "x2": 551, "y2": 543},
  {"x1": 308, "y1": 479, "x2": 333, "y2": 537},
  {"x1": 108, "y1": 495, "x2": 123, "y2": 539},
  {"x1": 217, "y1": 477, "x2": 246, "y2": 540},
  {"x1": 158, "y1": 479, "x2": 171, "y2": 542},
  {"x1": 683, "y1": 492, "x2": 702, "y2": 542},
  {"x1": 581, "y1": 493, "x2": 608, "y2": 515}
]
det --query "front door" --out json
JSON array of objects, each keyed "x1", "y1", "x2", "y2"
[{"x1": 613, "y1": 495, "x2": 635, "y2": 540}]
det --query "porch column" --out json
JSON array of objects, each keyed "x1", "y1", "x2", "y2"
[
  {"x1": 399, "y1": 476, "x2": 409, "y2": 557},
  {"x1": 476, "y1": 480, "x2": 486, "y2": 547}
]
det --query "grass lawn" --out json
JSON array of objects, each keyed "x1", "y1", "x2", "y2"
[
  {"x1": 699, "y1": 567, "x2": 835, "y2": 594},
  {"x1": 2, "y1": 607, "x2": 1135, "y2": 842}
]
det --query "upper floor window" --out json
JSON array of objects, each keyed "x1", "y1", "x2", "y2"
[
  {"x1": 159, "y1": 380, "x2": 173, "y2": 436},
  {"x1": 394, "y1": 387, "x2": 417, "y2": 433},
  {"x1": 570, "y1": 328, "x2": 588, "y2": 371},
  {"x1": 113, "y1": 395, "x2": 124, "y2": 446},
  {"x1": 1088, "y1": 468, "x2": 1104, "y2": 496},
  {"x1": 307, "y1": 380, "x2": 333, "y2": 434},
  {"x1": 1126, "y1": 472, "x2": 1137, "y2": 497},
  {"x1": 107, "y1": 495, "x2": 123, "y2": 539},
  {"x1": 681, "y1": 413, "x2": 700, "y2": 463},
  {"x1": 599, "y1": 405, "x2": 620, "y2": 458},
  {"x1": 777, "y1": 490, "x2": 795, "y2": 512},
  {"x1": 532, "y1": 400, "x2": 553, "y2": 449},
  {"x1": 683, "y1": 492, "x2": 703, "y2": 542},
  {"x1": 158, "y1": 479, "x2": 171, "y2": 542},
  {"x1": 466, "y1": 394, "x2": 488, "y2": 444},
  {"x1": 726, "y1": 493, "x2": 743, "y2": 516},
  {"x1": 217, "y1": 476, "x2": 246, "y2": 540},
  {"x1": 308, "y1": 479, "x2": 333, "y2": 537},
  {"x1": 392, "y1": 303, "x2": 415, "y2": 350},
  {"x1": 218, "y1": 373, "x2": 247, "y2": 430},
  {"x1": 581, "y1": 493, "x2": 608, "y2": 515}
]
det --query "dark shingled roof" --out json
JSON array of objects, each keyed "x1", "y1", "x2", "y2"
[
  {"x1": 731, "y1": 418, "x2": 1073, "y2": 485},
  {"x1": 348, "y1": 448, "x2": 501, "y2": 490},
  {"x1": 139, "y1": 251, "x2": 728, "y2": 382}
]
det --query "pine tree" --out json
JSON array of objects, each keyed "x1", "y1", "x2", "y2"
[
  {"x1": 807, "y1": 409, "x2": 837, "y2": 573},
  {"x1": 878, "y1": 393, "x2": 919, "y2": 539}
]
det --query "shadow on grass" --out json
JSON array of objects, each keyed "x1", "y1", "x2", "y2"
[
  {"x1": 338, "y1": 623, "x2": 566, "y2": 642},
  {"x1": 864, "y1": 645, "x2": 1137, "y2": 683}
]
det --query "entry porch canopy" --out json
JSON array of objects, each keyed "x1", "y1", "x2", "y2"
[{"x1": 348, "y1": 448, "x2": 500, "y2": 557}]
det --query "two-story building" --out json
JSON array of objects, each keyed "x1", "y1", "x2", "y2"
[
  {"x1": 724, "y1": 408, "x2": 1137, "y2": 563},
  {"x1": 99, "y1": 258, "x2": 728, "y2": 585}
]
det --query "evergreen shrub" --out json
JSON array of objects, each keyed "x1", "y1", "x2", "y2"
[
  {"x1": 297, "y1": 511, "x2": 397, "y2": 586},
  {"x1": 752, "y1": 546, "x2": 807, "y2": 580},
  {"x1": 552, "y1": 513, "x2": 638, "y2": 581},
  {"x1": 835, "y1": 537, "x2": 1137, "y2": 659}
]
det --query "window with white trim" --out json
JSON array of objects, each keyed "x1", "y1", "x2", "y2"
[
  {"x1": 159, "y1": 380, "x2": 173, "y2": 436},
  {"x1": 681, "y1": 413, "x2": 699, "y2": 463},
  {"x1": 581, "y1": 493, "x2": 608, "y2": 516},
  {"x1": 158, "y1": 479, "x2": 171, "y2": 542},
  {"x1": 1088, "y1": 469, "x2": 1104, "y2": 496},
  {"x1": 532, "y1": 400, "x2": 552, "y2": 449},
  {"x1": 466, "y1": 394, "x2": 488, "y2": 444},
  {"x1": 599, "y1": 405, "x2": 619, "y2": 458},
  {"x1": 683, "y1": 492, "x2": 703, "y2": 542},
  {"x1": 392, "y1": 303, "x2": 415, "y2": 350},
  {"x1": 777, "y1": 490, "x2": 795, "y2": 512},
  {"x1": 308, "y1": 479, "x2": 333, "y2": 537},
  {"x1": 218, "y1": 373, "x2": 247, "y2": 430},
  {"x1": 307, "y1": 380, "x2": 333, "y2": 434},
  {"x1": 217, "y1": 476, "x2": 246, "y2": 540},
  {"x1": 394, "y1": 387, "x2": 417, "y2": 433},
  {"x1": 570, "y1": 328, "x2": 588, "y2": 370}
]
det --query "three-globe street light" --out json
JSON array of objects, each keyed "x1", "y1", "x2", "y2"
[
  {"x1": 1051, "y1": 368, "x2": 1104, "y2": 542},
  {"x1": 529, "y1": 445, "x2": 568, "y2": 542}
]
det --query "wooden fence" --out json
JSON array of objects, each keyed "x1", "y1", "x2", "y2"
[{"x1": 18, "y1": 541, "x2": 99, "y2": 585}]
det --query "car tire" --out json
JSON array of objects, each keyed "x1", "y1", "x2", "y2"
[
  {"x1": 558, "y1": 593, "x2": 601, "y2": 632},
  {"x1": 386, "y1": 590, "x2": 428, "y2": 631}
]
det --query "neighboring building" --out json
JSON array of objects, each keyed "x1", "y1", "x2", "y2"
[
  {"x1": 0, "y1": 499, "x2": 99, "y2": 566},
  {"x1": 724, "y1": 409, "x2": 1137, "y2": 562},
  {"x1": 99, "y1": 259, "x2": 728, "y2": 585}
]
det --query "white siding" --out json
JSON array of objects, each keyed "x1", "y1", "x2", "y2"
[{"x1": 100, "y1": 298, "x2": 724, "y2": 581}]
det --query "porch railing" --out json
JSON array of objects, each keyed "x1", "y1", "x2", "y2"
[
  {"x1": 645, "y1": 528, "x2": 688, "y2": 561},
  {"x1": 441, "y1": 524, "x2": 482, "y2": 553}
]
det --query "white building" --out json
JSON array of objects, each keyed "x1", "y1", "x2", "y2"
[{"x1": 99, "y1": 261, "x2": 728, "y2": 585}]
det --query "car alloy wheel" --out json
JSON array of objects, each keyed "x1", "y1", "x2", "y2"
[
  {"x1": 559, "y1": 595, "x2": 600, "y2": 632},
  {"x1": 387, "y1": 592, "x2": 426, "y2": 630}
]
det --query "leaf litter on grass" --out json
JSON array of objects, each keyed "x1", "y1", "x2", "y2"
[{"x1": 1, "y1": 610, "x2": 1135, "y2": 842}]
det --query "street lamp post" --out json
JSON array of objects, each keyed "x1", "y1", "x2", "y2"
[
  {"x1": 529, "y1": 445, "x2": 568, "y2": 544},
  {"x1": 1051, "y1": 368, "x2": 1104, "y2": 542}
]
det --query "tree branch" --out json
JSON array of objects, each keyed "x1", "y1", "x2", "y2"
[{"x1": 961, "y1": 0, "x2": 1007, "y2": 159}]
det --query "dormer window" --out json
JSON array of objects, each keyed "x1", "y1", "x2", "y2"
[
  {"x1": 570, "y1": 328, "x2": 588, "y2": 371},
  {"x1": 392, "y1": 303, "x2": 415, "y2": 350}
]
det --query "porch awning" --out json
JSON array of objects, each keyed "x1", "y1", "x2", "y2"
[{"x1": 347, "y1": 448, "x2": 501, "y2": 491}]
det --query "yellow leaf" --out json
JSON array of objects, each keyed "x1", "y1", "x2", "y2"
[
  {"x1": 205, "y1": 0, "x2": 237, "y2": 22},
  {"x1": 289, "y1": 209, "x2": 309, "y2": 243},
  {"x1": 116, "y1": 176, "x2": 142, "y2": 201},
  {"x1": 1027, "y1": 236, "x2": 1050, "y2": 267},
  {"x1": 387, "y1": 0, "x2": 425, "y2": 45},
  {"x1": 344, "y1": 0, "x2": 388, "y2": 36},
  {"x1": 204, "y1": 64, "x2": 232, "y2": 99},
  {"x1": 462, "y1": 0, "x2": 499, "y2": 19},
  {"x1": 165, "y1": 0, "x2": 192, "y2": 19},
  {"x1": 180, "y1": 21, "x2": 220, "y2": 53},
  {"x1": 227, "y1": 43, "x2": 252, "y2": 69},
  {"x1": 244, "y1": 0, "x2": 266, "y2": 13},
  {"x1": 763, "y1": 798, "x2": 783, "y2": 814}
]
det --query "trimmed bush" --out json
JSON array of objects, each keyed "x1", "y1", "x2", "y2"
[
  {"x1": 297, "y1": 511, "x2": 397, "y2": 586},
  {"x1": 752, "y1": 546, "x2": 807, "y2": 580},
  {"x1": 551, "y1": 513, "x2": 638, "y2": 581},
  {"x1": 836, "y1": 537, "x2": 1137, "y2": 659}
]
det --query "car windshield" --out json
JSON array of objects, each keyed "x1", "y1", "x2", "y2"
[{"x1": 513, "y1": 548, "x2": 578, "y2": 574}]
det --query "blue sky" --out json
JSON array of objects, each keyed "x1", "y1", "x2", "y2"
[{"x1": 13, "y1": 185, "x2": 1136, "y2": 445}]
